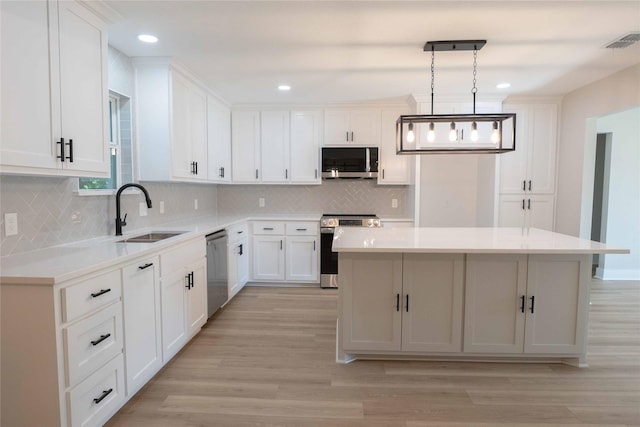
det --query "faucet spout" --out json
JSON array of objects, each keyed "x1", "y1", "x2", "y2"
[{"x1": 115, "y1": 183, "x2": 153, "y2": 236}]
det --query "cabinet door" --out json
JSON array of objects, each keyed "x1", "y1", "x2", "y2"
[
  {"x1": 121, "y1": 257, "x2": 162, "y2": 396},
  {"x1": 160, "y1": 270, "x2": 187, "y2": 361},
  {"x1": 341, "y1": 253, "x2": 402, "y2": 352},
  {"x1": 227, "y1": 242, "x2": 240, "y2": 300},
  {"x1": 186, "y1": 258, "x2": 207, "y2": 336},
  {"x1": 378, "y1": 109, "x2": 410, "y2": 185},
  {"x1": 350, "y1": 109, "x2": 380, "y2": 146},
  {"x1": 207, "y1": 96, "x2": 231, "y2": 182},
  {"x1": 527, "y1": 104, "x2": 558, "y2": 194},
  {"x1": 232, "y1": 111, "x2": 260, "y2": 182},
  {"x1": 261, "y1": 111, "x2": 290, "y2": 183},
  {"x1": 171, "y1": 72, "x2": 195, "y2": 179},
  {"x1": 499, "y1": 104, "x2": 529, "y2": 193},
  {"x1": 290, "y1": 110, "x2": 321, "y2": 183},
  {"x1": 237, "y1": 238, "x2": 249, "y2": 287},
  {"x1": 188, "y1": 86, "x2": 208, "y2": 180},
  {"x1": 323, "y1": 110, "x2": 351, "y2": 145},
  {"x1": 524, "y1": 254, "x2": 589, "y2": 354},
  {"x1": 402, "y1": 254, "x2": 464, "y2": 352},
  {"x1": 464, "y1": 254, "x2": 528, "y2": 353},
  {"x1": 526, "y1": 195, "x2": 555, "y2": 230},
  {"x1": 285, "y1": 236, "x2": 318, "y2": 282},
  {"x1": 57, "y1": 1, "x2": 109, "y2": 175},
  {"x1": 0, "y1": 0, "x2": 59, "y2": 172},
  {"x1": 252, "y1": 236, "x2": 285, "y2": 281},
  {"x1": 497, "y1": 195, "x2": 526, "y2": 227}
]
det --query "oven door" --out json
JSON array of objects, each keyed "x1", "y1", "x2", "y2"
[{"x1": 320, "y1": 228, "x2": 338, "y2": 288}]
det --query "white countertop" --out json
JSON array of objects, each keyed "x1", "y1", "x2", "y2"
[
  {"x1": 332, "y1": 227, "x2": 629, "y2": 255},
  {"x1": 0, "y1": 214, "x2": 321, "y2": 286}
]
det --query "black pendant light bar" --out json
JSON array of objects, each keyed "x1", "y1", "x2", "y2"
[{"x1": 423, "y1": 40, "x2": 487, "y2": 52}]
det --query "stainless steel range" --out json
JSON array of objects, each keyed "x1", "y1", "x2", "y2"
[{"x1": 320, "y1": 214, "x2": 381, "y2": 288}]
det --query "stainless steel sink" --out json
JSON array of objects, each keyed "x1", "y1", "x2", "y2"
[{"x1": 118, "y1": 232, "x2": 185, "y2": 243}]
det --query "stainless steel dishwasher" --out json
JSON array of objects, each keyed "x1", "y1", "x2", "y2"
[{"x1": 206, "y1": 230, "x2": 228, "y2": 318}]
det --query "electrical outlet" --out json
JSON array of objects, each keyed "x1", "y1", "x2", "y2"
[
  {"x1": 392, "y1": 199, "x2": 398, "y2": 208},
  {"x1": 259, "y1": 197, "x2": 265, "y2": 208},
  {"x1": 4, "y1": 213, "x2": 18, "y2": 236},
  {"x1": 159, "y1": 201, "x2": 165, "y2": 214},
  {"x1": 70, "y1": 211, "x2": 81, "y2": 224},
  {"x1": 139, "y1": 202, "x2": 148, "y2": 217},
  {"x1": 194, "y1": 199, "x2": 198, "y2": 210}
]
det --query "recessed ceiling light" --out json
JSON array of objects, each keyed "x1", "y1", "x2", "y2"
[
  {"x1": 278, "y1": 85, "x2": 291, "y2": 91},
  {"x1": 496, "y1": 82, "x2": 511, "y2": 89},
  {"x1": 137, "y1": 34, "x2": 158, "y2": 43}
]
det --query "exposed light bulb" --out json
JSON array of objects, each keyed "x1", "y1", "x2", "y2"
[
  {"x1": 449, "y1": 122, "x2": 457, "y2": 142},
  {"x1": 406, "y1": 122, "x2": 415, "y2": 143},
  {"x1": 491, "y1": 121, "x2": 500, "y2": 144},
  {"x1": 470, "y1": 121, "x2": 479, "y2": 142},
  {"x1": 427, "y1": 122, "x2": 436, "y2": 143}
]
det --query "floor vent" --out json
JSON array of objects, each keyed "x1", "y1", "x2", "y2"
[{"x1": 605, "y1": 32, "x2": 640, "y2": 49}]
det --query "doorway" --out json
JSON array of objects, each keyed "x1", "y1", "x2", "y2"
[{"x1": 590, "y1": 133, "x2": 612, "y2": 276}]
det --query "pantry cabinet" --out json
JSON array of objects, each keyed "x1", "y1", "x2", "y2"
[
  {"x1": 324, "y1": 109, "x2": 380, "y2": 146},
  {"x1": 0, "y1": 0, "x2": 109, "y2": 176},
  {"x1": 464, "y1": 254, "x2": 588, "y2": 354},
  {"x1": 251, "y1": 221, "x2": 319, "y2": 283},
  {"x1": 134, "y1": 59, "x2": 212, "y2": 182},
  {"x1": 341, "y1": 253, "x2": 463, "y2": 352}
]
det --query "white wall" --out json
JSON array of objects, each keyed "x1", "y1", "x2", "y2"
[
  {"x1": 555, "y1": 63, "x2": 640, "y2": 237},
  {"x1": 594, "y1": 107, "x2": 640, "y2": 279}
]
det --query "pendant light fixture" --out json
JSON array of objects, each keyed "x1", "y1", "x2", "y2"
[{"x1": 396, "y1": 40, "x2": 516, "y2": 154}]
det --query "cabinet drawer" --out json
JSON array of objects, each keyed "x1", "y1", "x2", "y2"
[
  {"x1": 252, "y1": 221, "x2": 285, "y2": 235},
  {"x1": 228, "y1": 222, "x2": 249, "y2": 243},
  {"x1": 64, "y1": 302, "x2": 123, "y2": 387},
  {"x1": 67, "y1": 353, "x2": 125, "y2": 427},
  {"x1": 61, "y1": 269, "x2": 122, "y2": 323},
  {"x1": 285, "y1": 222, "x2": 318, "y2": 236},
  {"x1": 160, "y1": 238, "x2": 206, "y2": 276}
]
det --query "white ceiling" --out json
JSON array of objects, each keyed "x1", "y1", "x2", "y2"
[{"x1": 104, "y1": 1, "x2": 640, "y2": 105}]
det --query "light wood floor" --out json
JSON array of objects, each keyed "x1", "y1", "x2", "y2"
[{"x1": 107, "y1": 280, "x2": 640, "y2": 426}]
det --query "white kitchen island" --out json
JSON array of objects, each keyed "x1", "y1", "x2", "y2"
[{"x1": 332, "y1": 227, "x2": 629, "y2": 367}]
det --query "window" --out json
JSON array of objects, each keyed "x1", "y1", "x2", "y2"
[{"x1": 78, "y1": 92, "x2": 133, "y2": 193}]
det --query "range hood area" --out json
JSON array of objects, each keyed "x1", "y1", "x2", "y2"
[{"x1": 321, "y1": 147, "x2": 378, "y2": 179}]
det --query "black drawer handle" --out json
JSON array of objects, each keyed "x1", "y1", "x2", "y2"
[
  {"x1": 93, "y1": 388, "x2": 113, "y2": 404},
  {"x1": 57, "y1": 138, "x2": 65, "y2": 162},
  {"x1": 296, "y1": 228, "x2": 307, "y2": 231},
  {"x1": 405, "y1": 294, "x2": 409, "y2": 312},
  {"x1": 138, "y1": 263, "x2": 153, "y2": 270},
  {"x1": 520, "y1": 295, "x2": 525, "y2": 313},
  {"x1": 263, "y1": 227, "x2": 274, "y2": 231},
  {"x1": 237, "y1": 230, "x2": 244, "y2": 234},
  {"x1": 396, "y1": 293, "x2": 400, "y2": 312},
  {"x1": 530, "y1": 295, "x2": 535, "y2": 313},
  {"x1": 67, "y1": 139, "x2": 73, "y2": 162},
  {"x1": 90, "y1": 289, "x2": 111, "y2": 298},
  {"x1": 90, "y1": 333, "x2": 111, "y2": 346}
]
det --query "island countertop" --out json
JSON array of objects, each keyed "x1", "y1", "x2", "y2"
[{"x1": 331, "y1": 227, "x2": 629, "y2": 254}]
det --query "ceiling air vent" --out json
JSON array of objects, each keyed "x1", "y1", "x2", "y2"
[{"x1": 606, "y1": 32, "x2": 640, "y2": 49}]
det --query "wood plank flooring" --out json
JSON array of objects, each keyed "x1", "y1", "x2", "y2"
[{"x1": 106, "y1": 280, "x2": 640, "y2": 426}]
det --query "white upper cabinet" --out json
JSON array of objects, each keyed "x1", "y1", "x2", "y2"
[
  {"x1": 290, "y1": 111, "x2": 321, "y2": 183},
  {"x1": 231, "y1": 111, "x2": 261, "y2": 182},
  {"x1": 134, "y1": 60, "x2": 210, "y2": 182},
  {"x1": 324, "y1": 109, "x2": 380, "y2": 146},
  {"x1": 1, "y1": 0, "x2": 109, "y2": 176},
  {"x1": 260, "y1": 111, "x2": 290, "y2": 183},
  {"x1": 207, "y1": 96, "x2": 232, "y2": 183},
  {"x1": 500, "y1": 103, "x2": 558, "y2": 194},
  {"x1": 378, "y1": 108, "x2": 410, "y2": 185}
]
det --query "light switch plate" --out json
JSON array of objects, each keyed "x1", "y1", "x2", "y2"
[
  {"x1": 4, "y1": 213, "x2": 18, "y2": 236},
  {"x1": 259, "y1": 197, "x2": 265, "y2": 208},
  {"x1": 159, "y1": 201, "x2": 165, "y2": 214},
  {"x1": 194, "y1": 199, "x2": 198, "y2": 210},
  {"x1": 139, "y1": 202, "x2": 148, "y2": 217},
  {"x1": 392, "y1": 199, "x2": 398, "y2": 208}
]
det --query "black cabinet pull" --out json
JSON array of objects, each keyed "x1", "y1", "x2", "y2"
[
  {"x1": 346, "y1": 131, "x2": 349, "y2": 142},
  {"x1": 520, "y1": 295, "x2": 525, "y2": 313},
  {"x1": 530, "y1": 295, "x2": 535, "y2": 313},
  {"x1": 522, "y1": 199, "x2": 525, "y2": 210},
  {"x1": 351, "y1": 131, "x2": 354, "y2": 141},
  {"x1": 280, "y1": 240, "x2": 283, "y2": 250},
  {"x1": 195, "y1": 161, "x2": 198, "y2": 175},
  {"x1": 527, "y1": 199, "x2": 531, "y2": 210},
  {"x1": 382, "y1": 169, "x2": 385, "y2": 179},
  {"x1": 396, "y1": 293, "x2": 400, "y2": 312},
  {"x1": 523, "y1": 180, "x2": 526, "y2": 191},
  {"x1": 405, "y1": 294, "x2": 409, "y2": 312},
  {"x1": 90, "y1": 333, "x2": 111, "y2": 346},
  {"x1": 315, "y1": 169, "x2": 318, "y2": 179},
  {"x1": 93, "y1": 388, "x2": 113, "y2": 404},
  {"x1": 219, "y1": 167, "x2": 225, "y2": 178},
  {"x1": 189, "y1": 272, "x2": 194, "y2": 288},
  {"x1": 138, "y1": 263, "x2": 153, "y2": 270},
  {"x1": 285, "y1": 169, "x2": 288, "y2": 179},
  {"x1": 67, "y1": 139, "x2": 73, "y2": 162},
  {"x1": 255, "y1": 169, "x2": 259, "y2": 179},
  {"x1": 57, "y1": 138, "x2": 65, "y2": 162},
  {"x1": 263, "y1": 227, "x2": 274, "y2": 231},
  {"x1": 239, "y1": 244, "x2": 243, "y2": 256},
  {"x1": 90, "y1": 289, "x2": 111, "y2": 298},
  {"x1": 185, "y1": 273, "x2": 192, "y2": 289},
  {"x1": 313, "y1": 240, "x2": 316, "y2": 251},
  {"x1": 528, "y1": 180, "x2": 532, "y2": 191},
  {"x1": 296, "y1": 228, "x2": 307, "y2": 231}
]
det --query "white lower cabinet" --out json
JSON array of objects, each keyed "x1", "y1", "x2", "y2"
[
  {"x1": 464, "y1": 254, "x2": 588, "y2": 354},
  {"x1": 228, "y1": 223, "x2": 249, "y2": 300},
  {"x1": 121, "y1": 257, "x2": 162, "y2": 396},
  {"x1": 251, "y1": 221, "x2": 319, "y2": 283},
  {"x1": 498, "y1": 194, "x2": 555, "y2": 230},
  {"x1": 341, "y1": 253, "x2": 463, "y2": 352}
]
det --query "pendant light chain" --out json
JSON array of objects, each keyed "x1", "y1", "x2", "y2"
[
  {"x1": 430, "y1": 48, "x2": 435, "y2": 115},
  {"x1": 472, "y1": 48, "x2": 478, "y2": 114}
]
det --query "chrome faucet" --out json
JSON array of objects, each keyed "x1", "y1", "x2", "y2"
[{"x1": 115, "y1": 183, "x2": 152, "y2": 236}]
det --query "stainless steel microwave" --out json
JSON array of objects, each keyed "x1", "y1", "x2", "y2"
[{"x1": 321, "y1": 147, "x2": 378, "y2": 179}]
